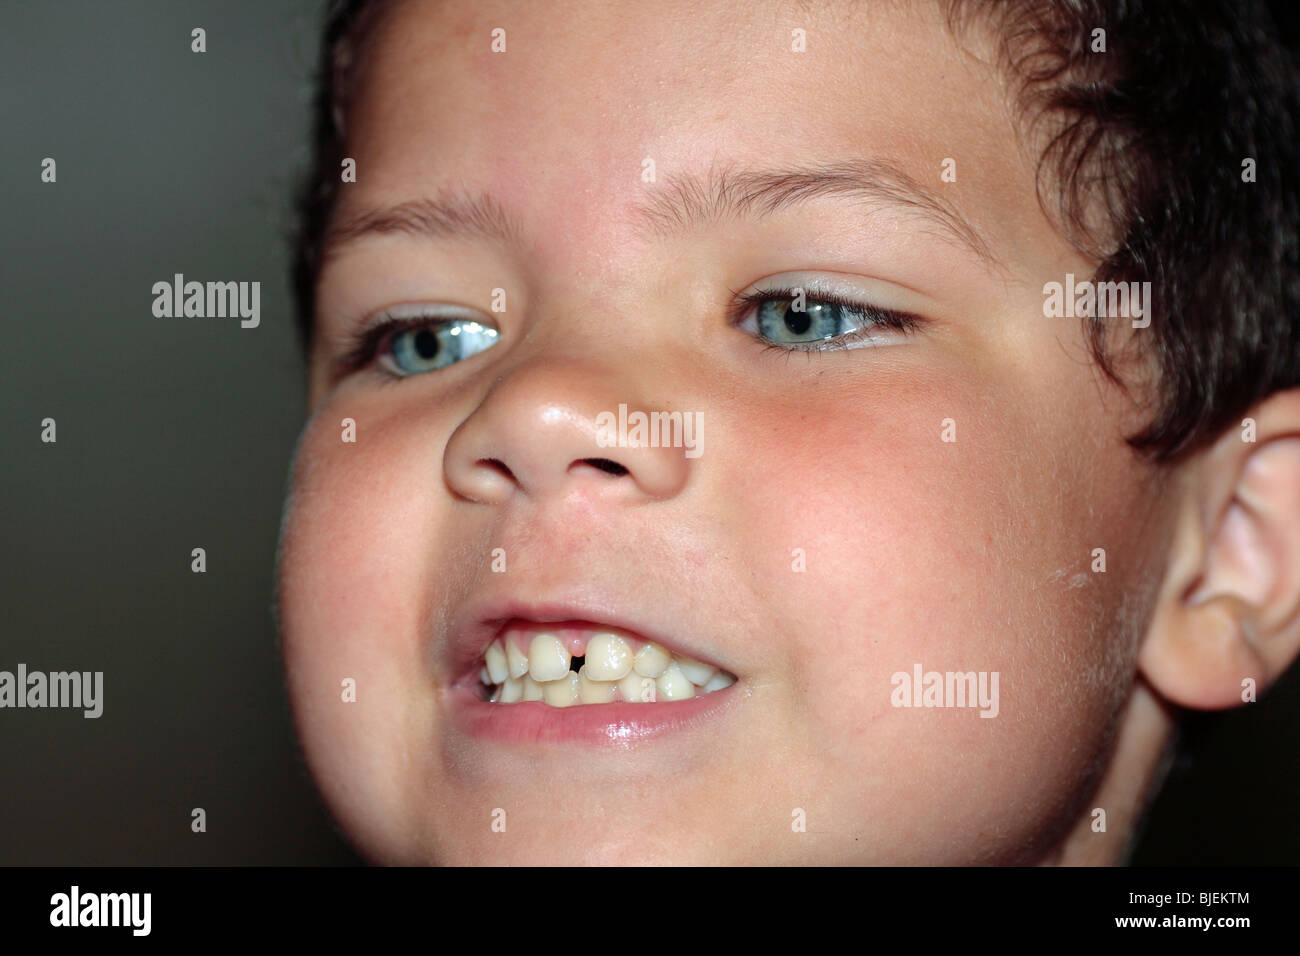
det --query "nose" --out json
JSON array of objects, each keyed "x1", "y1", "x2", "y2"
[{"x1": 443, "y1": 361, "x2": 693, "y2": 504}]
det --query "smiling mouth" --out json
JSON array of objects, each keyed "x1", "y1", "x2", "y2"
[{"x1": 471, "y1": 620, "x2": 737, "y2": 706}]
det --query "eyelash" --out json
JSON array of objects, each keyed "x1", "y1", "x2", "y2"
[
  {"x1": 337, "y1": 314, "x2": 438, "y2": 377},
  {"x1": 337, "y1": 287, "x2": 922, "y2": 376},
  {"x1": 725, "y1": 286, "x2": 922, "y2": 352}
]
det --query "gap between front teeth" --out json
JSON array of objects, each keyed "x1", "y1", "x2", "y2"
[{"x1": 479, "y1": 632, "x2": 736, "y2": 706}]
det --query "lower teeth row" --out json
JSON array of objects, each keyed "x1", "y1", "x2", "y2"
[{"x1": 478, "y1": 634, "x2": 736, "y2": 706}]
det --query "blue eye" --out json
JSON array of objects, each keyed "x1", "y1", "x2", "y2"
[
  {"x1": 384, "y1": 319, "x2": 498, "y2": 376},
  {"x1": 339, "y1": 308, "x2": 500, "y2": 379},
  {"x1": 732, "y1": 286, "x2": 920, "y2": 350}
]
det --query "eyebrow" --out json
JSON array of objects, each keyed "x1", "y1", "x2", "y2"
[
  {"x1": 634, "y1": 160, "x2": 999, "y2": 266},
  {"x1": 322, "y1": 159, "x2": 1000, "y2": 268},
  {"x1": 322, "y1": 191, "x2": 526, "y2": 258}
]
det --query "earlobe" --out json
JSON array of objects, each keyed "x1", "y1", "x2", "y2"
[{"x1": 1139, "y1": 390, "x2": 1300, "y2": 711}]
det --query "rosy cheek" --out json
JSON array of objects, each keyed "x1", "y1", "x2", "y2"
[{"x1": 720, "y1": 364, "x2": 1123, "y2": 745}]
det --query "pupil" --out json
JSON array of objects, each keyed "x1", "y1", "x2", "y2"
[
  {"x1": 414, "y1": 329, "x2": 440, "y2": 360},
  {"x1": 784, "y1": 305, "x2": 813, "y2": 336}
]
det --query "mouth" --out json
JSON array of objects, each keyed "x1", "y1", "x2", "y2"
[
  {"x1": 468, "y1": 621, "x2": 737, "y2": 705},
  {"x1": 446, "y1": 605, "x2": 740, "y2": 745}
]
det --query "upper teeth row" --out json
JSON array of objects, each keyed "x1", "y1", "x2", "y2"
[{"x1": 479, "y1": 633, "x2": 735, "y2": 705}]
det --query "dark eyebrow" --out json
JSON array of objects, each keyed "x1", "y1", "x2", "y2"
[
  {"x1": 322, "y1": 159, "x2": 1001, "y2": 270},
  {"x1": 633, "y1": 159, "x2": 1000, "y2": 268}
]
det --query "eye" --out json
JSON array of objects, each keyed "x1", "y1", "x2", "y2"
[
  {"x1": 730, "y1": 284, "x2": 920, "y2": 350},
  {"x1": 384, "y1": 319, "x2": 498, "y2": 376},
  {"x1": 340, "y1": 306, "x2": 500, "y2": 378}
]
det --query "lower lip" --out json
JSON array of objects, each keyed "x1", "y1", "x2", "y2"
[{"x1": 446, "y1": 681, "x2": 738, "y2": 746}]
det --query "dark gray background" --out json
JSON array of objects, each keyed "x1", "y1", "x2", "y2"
[
  {"x1": 0, "y1": 0, "x2": 1295, "y2": 865},
  {"x1": 1, "y1": 0, "x2": 357, "y2": 864}
]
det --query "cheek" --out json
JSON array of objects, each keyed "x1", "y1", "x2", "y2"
[
  {"x1": 277, "y1": 395, "x2": 455, "y2": 860},
  {"x1": 720, "y1": 367, "x2": 1144, "y2": 859}
]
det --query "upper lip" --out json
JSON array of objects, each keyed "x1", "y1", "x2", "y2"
[{"x1": 446, "y1": 594, "x2": 724, "y2": 681}]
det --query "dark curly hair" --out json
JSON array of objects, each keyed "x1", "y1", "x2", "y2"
[{"x1": 291, "y1": 0, "x2": 1300, "y2": 463}]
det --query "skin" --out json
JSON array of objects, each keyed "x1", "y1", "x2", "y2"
[{"x1": 276, "y1": 0, "x2": 1300, "y2": 864}]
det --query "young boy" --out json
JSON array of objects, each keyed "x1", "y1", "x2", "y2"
[{"x1": 276, "y1": 0, "x2": 1300, "y2": 864}]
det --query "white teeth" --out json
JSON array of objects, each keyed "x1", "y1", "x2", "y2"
[
  {"x1": 633, "y1": 642, "x2": 670, "y2": 678},
  {"x1": 702, "y1": 671, "x2": 735, "y2": 693},
  {"x1": 577, "y1": 665, "x2": 617, "y2": 704},
  {"x1": 506, "y1": 640, "x2": 530, "y2": 679},
  {"x1": 618, "y1": 670, "x2": 656, "y2": 703},
  {"x1": 542, "y1": 671, "x2": 580, "y2": 708},
  {"x1": 499, "y1": 676, "x2": 524, "y2": 703},
  {"x1": 483, "y1": 634, "x2": 736, "y2": 705},
  {"x1": 528, "y1": 633, "x2": 572, "y2": 682},
  {"x1": 485, "y1": 640, "x2": 509, "y2": 684},
  {"x1": 585, "y1": 633, "x2": 633, "y2": 681},
  {"x1": 675, "y1": 656, "x2": 716, "y2": 686},
  {"x1": 522, "y1": 674, "x2": 544, "y2": 701},
  {"x1": 655, "y1": 662, "x2": 696, "y2": 701}
]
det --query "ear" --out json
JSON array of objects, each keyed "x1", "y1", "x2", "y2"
[{"x1": 1140, "y1": 388, "x2": 1300, "y2": 710}]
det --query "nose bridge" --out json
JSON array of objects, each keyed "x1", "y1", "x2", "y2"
[{"x1": 443, "y1": 357, "x2": 693, "y2": 504}]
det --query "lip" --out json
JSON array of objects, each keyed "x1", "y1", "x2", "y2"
[
  {"x1": 443, "y1": 596, "x2": 740, "y2": 746},
  {"x1": 447, "y1": 680, "x2": 739, "y2": 746}
]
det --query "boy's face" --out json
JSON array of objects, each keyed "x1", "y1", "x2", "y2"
[{"x1": 279, "y1": 0, "x2": 1168, "y2": 863}]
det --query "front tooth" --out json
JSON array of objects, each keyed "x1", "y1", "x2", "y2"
[
  {"x1": 506, "y1": 640, "x2": 530, "y2": 679},
  {"x1": 522, "y1": 675, "x2": 544, "y2": 701},
  {"x1": 655, "y1": 662, "x2": 695, "y2": 701},
  {"x1": 585, "y1": 633, "x2": 632, "y2": 681},
  {"x1": 633, "y1": 642, "x2": 670, "y2": 678},
  {"x1": 676, "y1": 656, "x2": 716, "y2": 686},
  {"x1": 528, "y1": 633, "x2": 572, "y2": 682},
  {"x1": 499, "y1": 676, "x2": 524, "y2": 703},
  {"x1": 702, "y1": 671, "x2": 735, "y2": 693},
  {"x1": 618, "y1": 671, "x2": 656, "y2": 703},
  {"x1": 577, "y1": 665, "x2": 617, "y2": 704},
  {"x1": 542, "y1": 671, "x2": 580, "y2": 708},
  {"x1": 485, "y1": 640, "x2": 509, "y2": 684},
  {"x1": 479, "y1": 666, "x2": 492, "y2": 685}
]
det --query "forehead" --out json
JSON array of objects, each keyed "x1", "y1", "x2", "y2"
[{"x1": 338, "y1": 0, "x2": 1045, "y2": 282}]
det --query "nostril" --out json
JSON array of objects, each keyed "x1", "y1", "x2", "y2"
[
  {"x1": 479, "y1": 458, "x2": 517, "y2": 481},
  {"x1": 579, "y1": 457, "x2": 630, "y2": 476}
]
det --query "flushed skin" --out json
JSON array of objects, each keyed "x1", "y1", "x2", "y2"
[{"x1": 276, "y1": 0, "x2": 1300, "y2": 864}]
